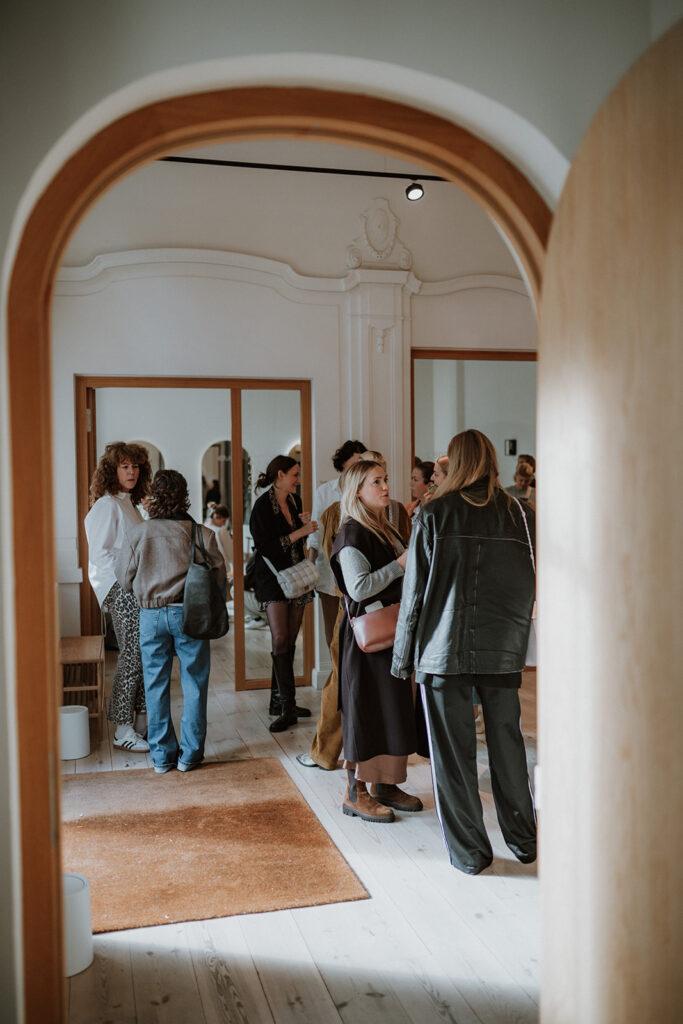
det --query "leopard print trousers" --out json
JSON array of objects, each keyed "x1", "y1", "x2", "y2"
[{"x1": 104, "y1": 582, "x2": 146, "y2": 724}]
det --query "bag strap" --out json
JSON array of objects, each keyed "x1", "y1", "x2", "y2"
[
  {"x1": 512, "y1": 497, "x2": 536, "y2": 575},
  {"x1": 262, "y1": 555, "x2": 279, "y2": 578},
  {"x1": 190, "y1": 522, "x2": 211, "y2": 566}
]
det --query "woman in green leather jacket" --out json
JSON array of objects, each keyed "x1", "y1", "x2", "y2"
[{"x1": 392, "y1": 429, "x2": 536, "y2": 875}]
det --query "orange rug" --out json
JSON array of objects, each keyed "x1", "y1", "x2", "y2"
[{"x1": 61, "y1": 759, "x2": 367, "y2": 933}]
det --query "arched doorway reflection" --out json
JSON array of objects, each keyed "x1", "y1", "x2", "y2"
[{"x1": 201, "y1": 440, "x2": 251, "y2": 523}]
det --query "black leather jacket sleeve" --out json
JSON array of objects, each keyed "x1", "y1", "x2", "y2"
[{"x1": 391, "y1": 510, "x2": 432, "y2": 678}]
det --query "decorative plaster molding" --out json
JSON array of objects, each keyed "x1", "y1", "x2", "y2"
[
  {"x1": 56, "y1": 248, "x2": 355, "y2": 303},
  {"x1": 55, "y1": 249, "x2": 527, "y2": 305},
  {"x1": 418, "y1": 274, "x2": 528, "y2": 297},
  {"x1": 346, "y1": 198, "x2": 412, "y2": 271},
  {"x1": 371, "y1": 325, "x2": 395, "y2": 354}
]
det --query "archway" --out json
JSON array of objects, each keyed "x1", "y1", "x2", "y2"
[{"x1": 6, "y1": 86, "x2": 551, "y2": 1019}]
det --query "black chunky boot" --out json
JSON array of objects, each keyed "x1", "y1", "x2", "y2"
[{"x1": 269, "y1": 652, "x2": 298, "y2": 732}]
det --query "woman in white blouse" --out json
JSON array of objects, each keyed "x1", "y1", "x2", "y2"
[{"x1": 84, "y1": 442, "x2": 152, "y2": 751}]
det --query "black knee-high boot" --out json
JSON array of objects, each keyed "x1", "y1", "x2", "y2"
[
  {"x1": 268, "y1": 662, "x2": 280, "y2": 715},
  {"x1": 268, "y1": 647, "x2": 311, "y2": 718},
  {"x1": 289, "y1": 643, "x2": 311, "y2": 717},
  {"x1": 269, "y1": 652, "x2": 298, "y2": 732}
]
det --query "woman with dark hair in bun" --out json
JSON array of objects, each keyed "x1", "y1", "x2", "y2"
[{"x1": 249, "y1": 455, "x2": 317, "y2": 732}]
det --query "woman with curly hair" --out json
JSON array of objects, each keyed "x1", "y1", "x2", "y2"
[
  {"x1": 85, "y1": 442, "x2": 152, "y2": 750},
  {"x1": 117, "y1": 470, "x2": 226, "y2": 772}
]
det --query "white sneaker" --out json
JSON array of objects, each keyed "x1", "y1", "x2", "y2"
[{"x1": 113, "y1": 723, "x2": 149, "y2": 752}]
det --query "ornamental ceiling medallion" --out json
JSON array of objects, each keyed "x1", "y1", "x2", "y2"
[{"x1": 346, "y1": 198, "x2": 413, "y2": 270}]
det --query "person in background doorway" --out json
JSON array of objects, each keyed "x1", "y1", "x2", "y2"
[
  {"x1": 208, "y1": 503, "x2": 234, "y2": 598},
  {"x1": 250, "y1": 456, "x2": 317, "y2": 732},
  {"x1": 308, "y1": 439, "x2": 367, "y2": 652},
  {"x1": 406, "y1": 460, "x2": 435, "y2": 516},
  {"x1": 205, "y1": 478, "x2": 221, "y2": 506},
  {"x1": 85, "y1": 441, "x2": 152, "y2": 751},
  {"x1": 117, "y1": 470, "x2": 226, "y2": 773},
  {"x1": 392, "y1": 429, "x2": 536, "y2": 874},
  {"x1": 422, "y1": 455, "x2": 449, "y2": 505},
  {"x1": 506, "y1": 458, "x2": 536, "y2": 508},
  {"x1": 331, "y1": 460, "x2": 421, "y2": 822}
]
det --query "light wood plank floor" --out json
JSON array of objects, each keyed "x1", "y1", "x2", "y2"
[{"x1": 63, "y1": 631, "x2": 538, "y2": 1024}]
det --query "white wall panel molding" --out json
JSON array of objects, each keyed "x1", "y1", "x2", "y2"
[
  {"x1": 56, "y1": 249, "x2": 517, "y2": 300},
  {"x1": 418, "y1": 273, "x2": 527, "y2": 297},
  {"x1": 56, "y1": 248, "x2": 355, "y2": 302}
]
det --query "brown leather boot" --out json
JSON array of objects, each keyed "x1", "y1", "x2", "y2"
[
  {"x1": 371, "y1": 783, "x2": 424, "y2": 813},
  {"x1": 342, "y1": 780, "x2": 395, "y2": 823}
]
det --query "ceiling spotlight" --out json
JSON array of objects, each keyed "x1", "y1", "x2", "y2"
[{"x1": 405, "y1": 181, "x2": 424, "y2": 201}]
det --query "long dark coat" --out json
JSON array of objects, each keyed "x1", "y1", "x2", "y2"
[{"x1": 331, "y1": 519, "x2": 417, "y2": 763}]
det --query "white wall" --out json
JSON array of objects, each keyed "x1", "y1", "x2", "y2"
[{"x1": 414, "y1": 358, "x2": 537, "y2": 483}]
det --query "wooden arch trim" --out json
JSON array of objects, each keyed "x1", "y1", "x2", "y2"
[{"x1": 6, "y1": 86, "x2": 551, "y2": 1020}]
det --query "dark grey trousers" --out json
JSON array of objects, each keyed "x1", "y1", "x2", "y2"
[{"x1": 420, "y1": 676, "x2": 536, "y2": 874}]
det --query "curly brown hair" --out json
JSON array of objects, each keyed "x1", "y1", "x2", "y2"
[
  {"x1": 146, "y1": 469, "x2": 191, "y2": 519},
  {"x1": 89, "y1": 442, "x2": 152, "y2": 506}
]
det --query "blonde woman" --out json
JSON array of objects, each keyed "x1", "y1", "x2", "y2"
[
  {"x1": 330, "y1": 461, "x2": 421, "y2": 823},
  {"x1": 392, "y1": 429, "x2": 536, "y2": 874},
  {"x1": 297, "y1": 450, "x2": 411, "y2": 772}
]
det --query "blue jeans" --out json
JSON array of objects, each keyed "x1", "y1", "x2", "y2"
[{"x1": 139, "y1": 606, "x2": 210, "y2": 770}]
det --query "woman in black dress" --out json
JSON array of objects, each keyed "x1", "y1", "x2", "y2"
[
  {"x1": 249, "y1": 456, "x2": 317, "y2": 732},
  {"x1": 331, "y1": 460, "x2": 422, "y2": 823}
]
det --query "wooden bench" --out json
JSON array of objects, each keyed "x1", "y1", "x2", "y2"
[{"x1": 59, "y1": 636, "x2": 105, "y2": 740}]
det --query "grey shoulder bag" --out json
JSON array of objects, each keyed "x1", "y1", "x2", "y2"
[{"x1": 182, "y1": 524, "x2": 229, "y2": 640}]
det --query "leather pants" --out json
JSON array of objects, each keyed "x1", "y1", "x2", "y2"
[{"x1": 420, "y1": 676, "x2": 536, "y2": 874}]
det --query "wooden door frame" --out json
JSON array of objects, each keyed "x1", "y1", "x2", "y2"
[
  {"x1": 74, "y1": 374, "x2": 314, "y2": 692},
  {"x1": 6, "y1": 86, "x2": 550, "y2": 1020},
  {"x1": 410, "y1": 347, "x2": 538, "y2": 462}
]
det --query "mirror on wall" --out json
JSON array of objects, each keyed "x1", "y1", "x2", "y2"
[
  {"x1": 76, "y1": 379, "x2": 312, "y2": 689},
  {"x1": 241, "y1": 388, "x2": 305, "y2": 681},
  {"x1": 412, "y1": 354, "x2": 537, "y2": 490}
]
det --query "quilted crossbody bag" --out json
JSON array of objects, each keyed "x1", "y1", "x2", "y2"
[{"x1": 262, "y1": 556, "x2": 319, "y2": 599}]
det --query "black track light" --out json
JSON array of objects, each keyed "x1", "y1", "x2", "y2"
[{"x1": 405, "y1": 181, "x2": 424, "y2": 201}]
